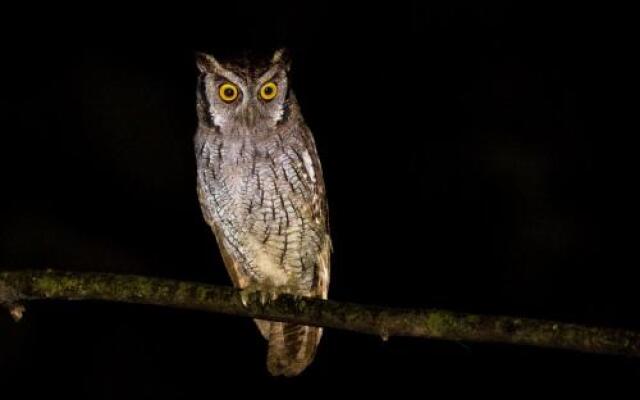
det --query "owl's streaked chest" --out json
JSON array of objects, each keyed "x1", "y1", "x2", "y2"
[
  {"x1": 199, "y1": 136, "x2": 306, "y2": 216},
  {"x1": 196, "y1": 132, "x2": 321, "y2": 285}
]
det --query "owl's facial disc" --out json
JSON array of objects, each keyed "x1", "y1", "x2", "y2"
[{"x1": 197, "y1": 50, "x2": 291, "y2": 132}]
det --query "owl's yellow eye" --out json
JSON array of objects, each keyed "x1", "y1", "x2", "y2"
[
  {"x1": 218, "y1": 82, "x2": 239, "y2": 103},
  {"x1": 259, "y1": 82, "x2": 278, "y2": 101}
]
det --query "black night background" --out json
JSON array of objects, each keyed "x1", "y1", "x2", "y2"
[{"x1": 0, "y1": 2, "x2": 637, "y2": 397}]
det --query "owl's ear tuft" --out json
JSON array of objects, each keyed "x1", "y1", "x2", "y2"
[
  {"x1": 272, "y1": 48, "x2": 291, "y2": 71},
  {"x1": 196, "y1": 52, "x2": 220, "y2": 74}
]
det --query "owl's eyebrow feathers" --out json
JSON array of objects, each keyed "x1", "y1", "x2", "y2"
[
  {"x1": 256, "y1": 63, "x2": 285, "y2": 85},
  {"x1": 212, "y1": 69, "x2": 246, "y2": 86}
]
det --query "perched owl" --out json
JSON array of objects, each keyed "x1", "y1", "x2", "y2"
[{"x1": 194, "y1": 49, "x2": 331, "y2": 376}]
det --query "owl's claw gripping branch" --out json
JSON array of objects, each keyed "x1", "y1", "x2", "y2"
[
  {"x1": 240, "y1": 284, "x2": 270, "y2": 307},
  {"x1": 1, "y1": 269, "x2": 640, "y2": 360},
  {"x1": 240, "y1": 283, "x2": 295, "y2": 307}
]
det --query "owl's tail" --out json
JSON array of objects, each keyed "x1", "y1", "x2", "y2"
[{"x1": 264, "y1": 322, "x2": 323, "y2": 377}]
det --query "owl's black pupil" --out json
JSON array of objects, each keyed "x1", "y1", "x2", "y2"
[
  {"x1": 224, "y1": 88, "x2": 235, "y2": 98},
  {"x1": 264, "y1": 86, "x2": 273, "y2": 95}
]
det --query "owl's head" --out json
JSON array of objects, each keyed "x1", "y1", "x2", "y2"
[{"x1": 196, "y1": 49, "x2": 292, "y2": 134}]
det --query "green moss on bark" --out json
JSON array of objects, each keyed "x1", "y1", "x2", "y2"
[{"x1": 1, "y1": 269, "x2": 639, "y2": 358}]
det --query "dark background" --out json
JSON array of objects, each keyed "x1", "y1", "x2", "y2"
[{"x1": 1, "y1": 2, "x2": 637, "y2": 397}]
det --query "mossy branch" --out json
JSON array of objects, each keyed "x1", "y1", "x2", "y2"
[{"x1": 1, "y1": 269, "x2": 639, "y2": 358}]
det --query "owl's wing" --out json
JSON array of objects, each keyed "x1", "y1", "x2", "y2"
[
  {"x1": 296, "y1": 128, "x2": 332, "y2": 300},
  {"x1": 209, "y1": 218, "x2": 271, "y2": 338},
  {"x1": 196, "y1": 178, "x2": 251, "y2": 290},
  {"x1": 314, "y1": 234, "x2": 331, "y2": 299},
  {"x1": 209, "y1": 223, "x2": 250, "y2": 288}
]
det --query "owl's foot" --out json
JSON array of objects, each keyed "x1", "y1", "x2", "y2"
[
  {"x1": 239, "y1": 283, "x2": 264, "y2": 307},
  {"x1": 239, "y1": 283, "x2": 299, "y2": 307}
]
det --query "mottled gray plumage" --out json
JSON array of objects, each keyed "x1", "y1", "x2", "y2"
[{"x1": 194, "y1": 49, "x2": 331, "y2": 376}]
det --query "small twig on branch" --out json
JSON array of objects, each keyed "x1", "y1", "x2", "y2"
[{"x1": 1, "y1": 269, "x2": 639, "y2": 358}]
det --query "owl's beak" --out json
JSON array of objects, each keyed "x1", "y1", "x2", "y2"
[{"x1": 241, "y1": 103, "x2": 257, "y2": 126}]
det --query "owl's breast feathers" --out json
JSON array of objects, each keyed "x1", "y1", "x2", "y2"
[{"x1": 196, "y1": 128, "x2": 330, "y2": 296}]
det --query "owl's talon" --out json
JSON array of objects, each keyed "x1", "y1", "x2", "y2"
[
  {"x1": 239, "y1": 283, "x2": 261, "y2": 307},
  {"x1": 239, "y1": 283, "x2": 300, "y2": 307},
  {"x1": 240, "y1": 290, "x2": 250, "y2": 307}
]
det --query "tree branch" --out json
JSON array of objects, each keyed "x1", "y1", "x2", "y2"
[{"x1": 1, "y1": 269, "x2": 639, "y2": 358}]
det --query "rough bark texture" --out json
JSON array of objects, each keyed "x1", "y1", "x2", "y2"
[{"x1": 1, "y1": 270, "x2": 639, "y2": 357}]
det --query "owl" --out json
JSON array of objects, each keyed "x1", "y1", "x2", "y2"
[{"x1": 194, "y1": 49, "x2": 331, "y2": 376}]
